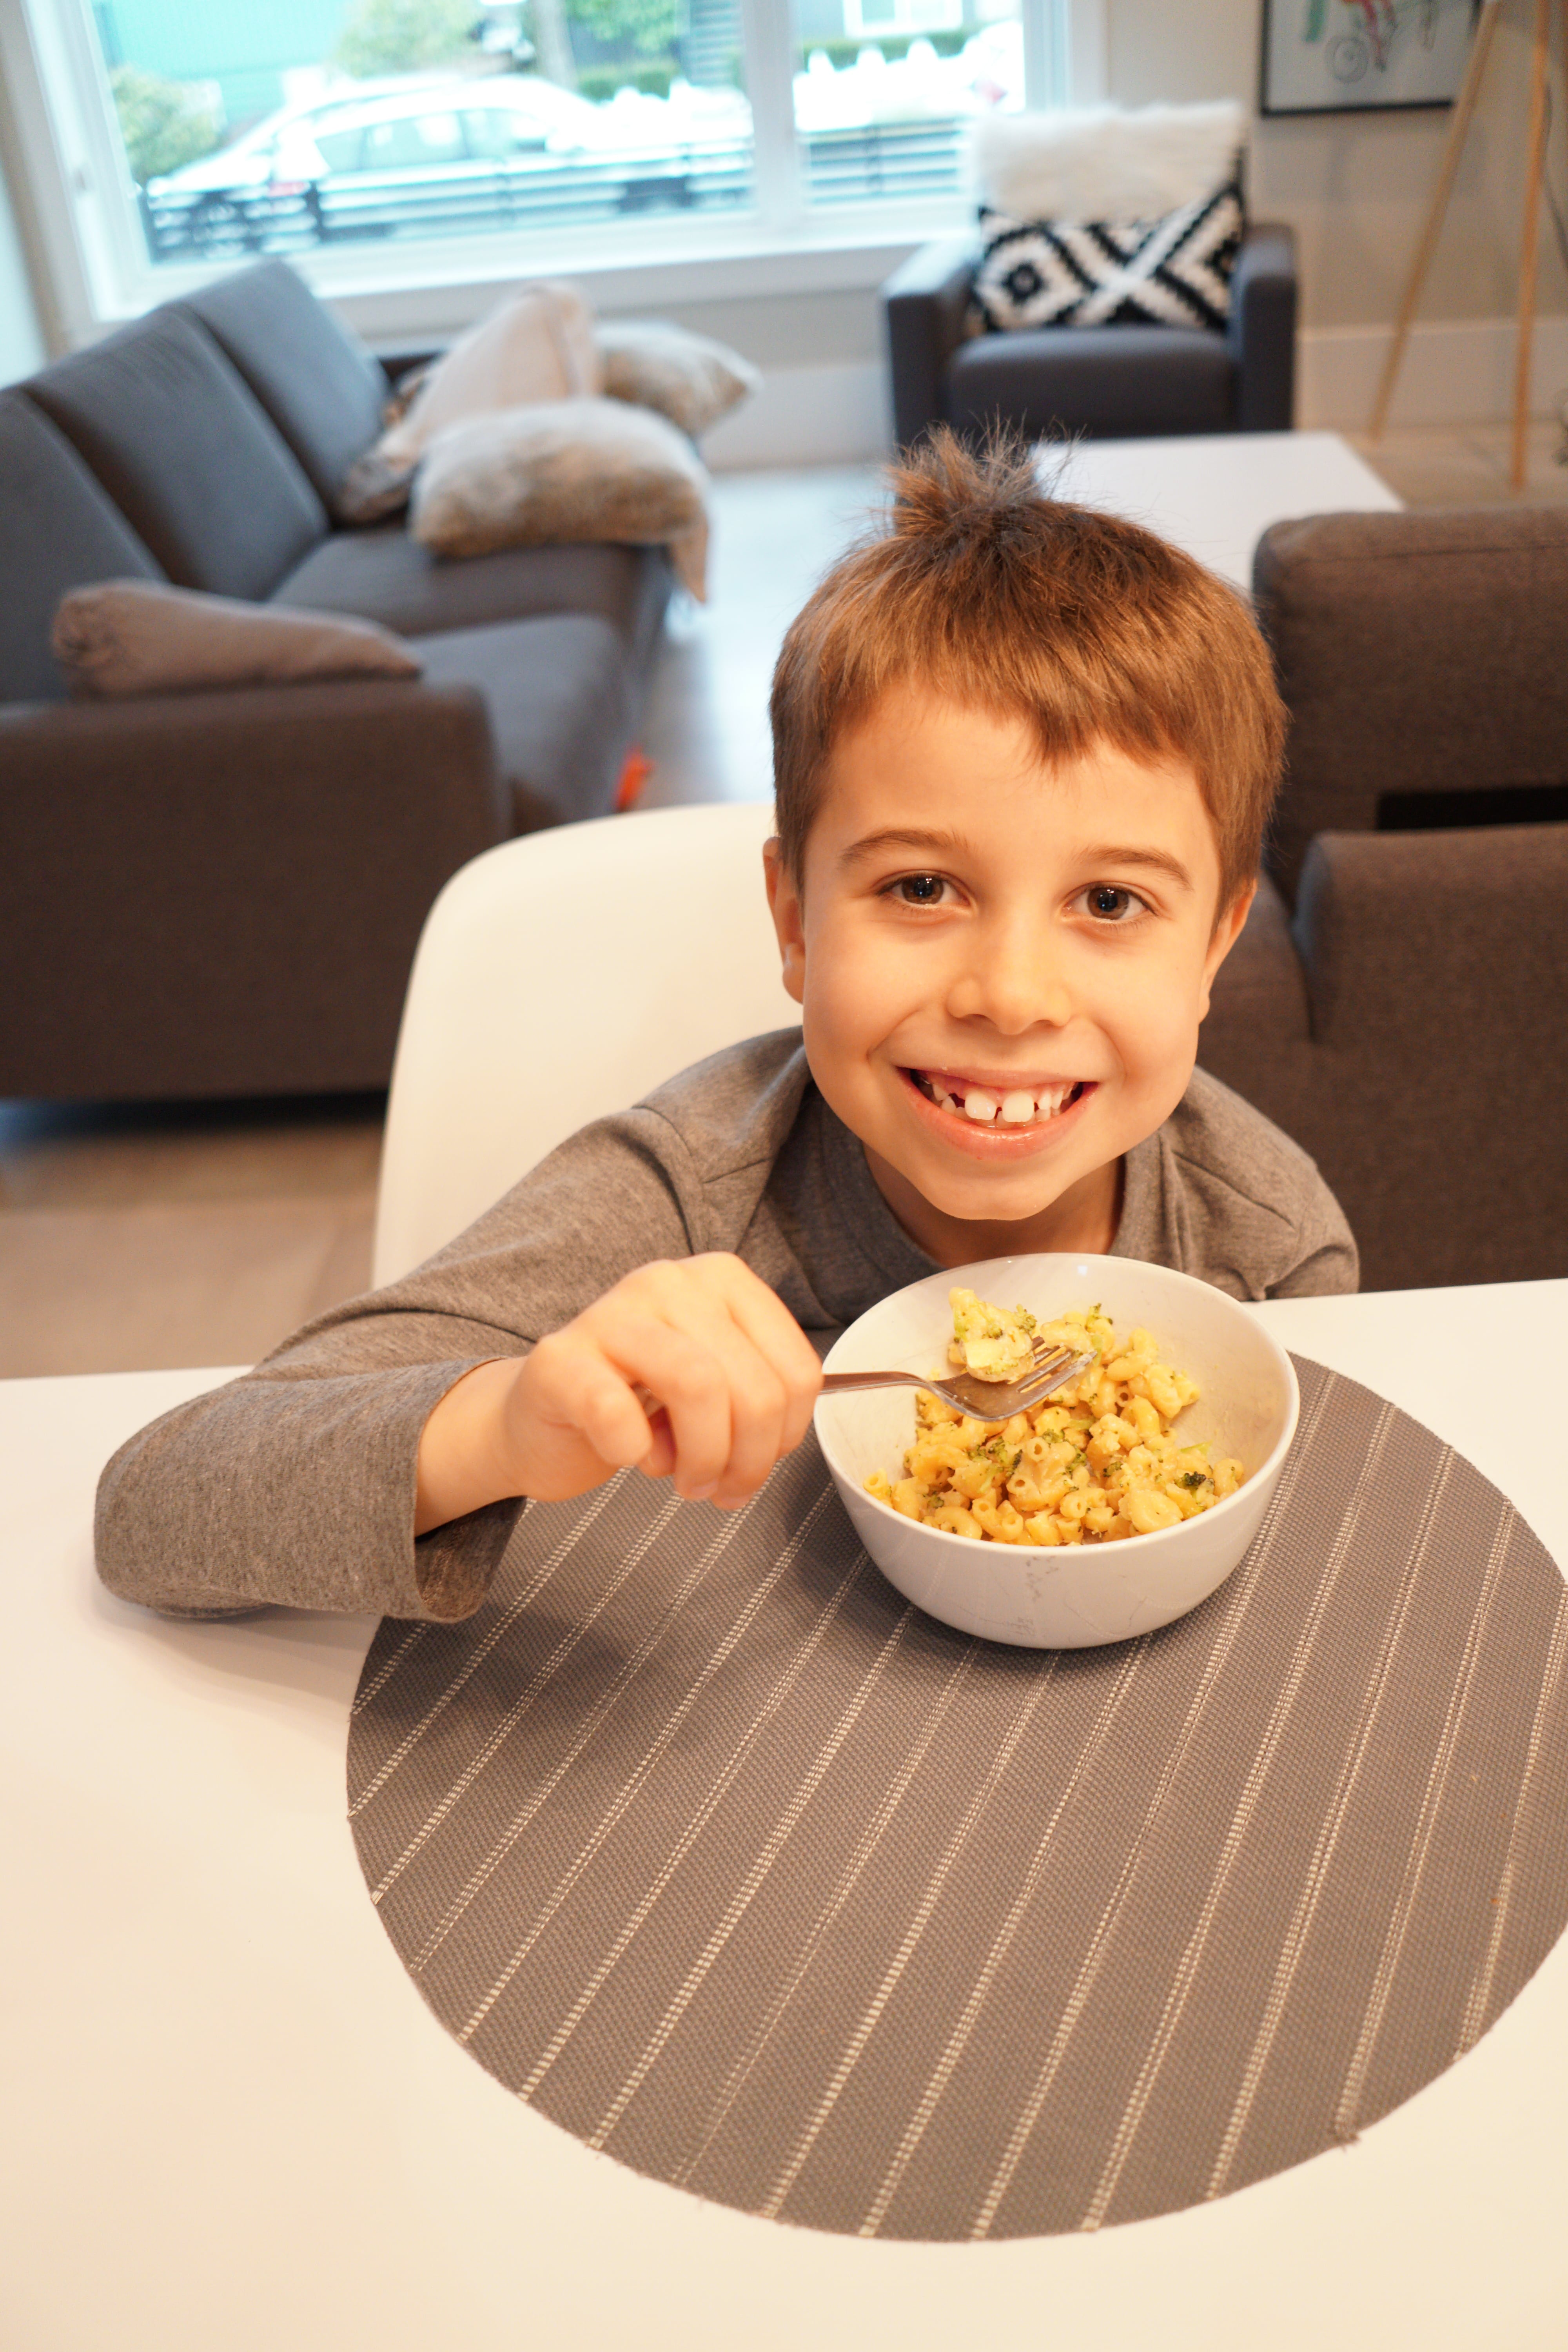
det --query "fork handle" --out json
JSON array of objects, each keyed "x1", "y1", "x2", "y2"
[{"x1": 818, "y1": 1370, "x2": 929, "y2": 1393}]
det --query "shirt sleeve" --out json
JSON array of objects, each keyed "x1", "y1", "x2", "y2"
[
  {"x1": 94, "y1": 1107, "x2": 708, "y2": 1622},
  {"x1": 1264, "y1": 1200, "x2": 1360, "y2": 1299}
]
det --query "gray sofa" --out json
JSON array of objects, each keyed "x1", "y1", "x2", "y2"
[
  {"x1": 0, "y1": 260, "x2": 672, "y2": 1100},
  {"x1": 1201, "y1": 505, "x2": 1568, "y2": 1293},
  {"x1": 881, "y1": 223, "x2": 1296, "y2": 450}
]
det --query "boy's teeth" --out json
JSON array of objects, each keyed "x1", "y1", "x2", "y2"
[{"x1": 917, "y1": 1071, "x2": 1083, "y2": 1120}]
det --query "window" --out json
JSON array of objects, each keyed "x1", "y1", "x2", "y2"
[{"x1": 7, "y1": 0, "x2": 1090, "y2": 325}]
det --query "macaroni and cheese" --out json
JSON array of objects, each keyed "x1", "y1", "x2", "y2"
[{"x1": 865, "y1": 1296, "x2": 1246, "y2": 1547}]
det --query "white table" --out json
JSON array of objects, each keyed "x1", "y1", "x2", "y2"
[
  {"x1": 4, "y1": 1282, "x2": 1565, "y2": 2352},
  {"x1": 1045, "y1": 430, "x2": 1403, "y2": 591}
]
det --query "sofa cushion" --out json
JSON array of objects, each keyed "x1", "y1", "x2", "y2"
[
  {"x1": 0, "y1": 392, "x2": 165, "y2": 704},
  {"x1": 412, "y1": 615, "x2": 639, "y2": 831},
  {"x1": 273, "y1": 522, "x2": 670, "y2": 648},
  {"x1": 945, "y1": 323, "x2": 1234, "y2": 441},
  {"x1": 26, "y1": 307, "x2": 327, "y2": 601},
  {"x1": 178, "y1": 260, "x2": 387, "y2": 518}
]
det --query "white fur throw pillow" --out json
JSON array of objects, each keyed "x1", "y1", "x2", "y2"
[
  {"x1": 597, "y1": 323, "x2": 760, "y2": 438},
  {"x1": 51, "y1": 579, "x2": 421, "y2": 699},
  {"x1": 340, "y1": 280, "x2": 600, "y2": 523},
  {"x1": 411, "y1": 397, "x2": 710, "y2": 601},
  {"x1": 967, "y1": 101, "x2": 1245, "y2": 223}
]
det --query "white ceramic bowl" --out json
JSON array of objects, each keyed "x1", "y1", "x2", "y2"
[{"x1": 814, "y1": 1254, "x2": 1299, "y2": 1649}]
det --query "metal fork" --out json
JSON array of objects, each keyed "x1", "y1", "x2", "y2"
[{"x1": 820, "y1": 1336, "x2": 1094, "y2": 1422}]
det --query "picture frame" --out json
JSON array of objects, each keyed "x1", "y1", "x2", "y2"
[{"x1": 1259, "y1": 0, "x2": 1482, "y2": 116}]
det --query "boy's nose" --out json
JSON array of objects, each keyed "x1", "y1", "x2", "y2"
[{"x1": 947, "y1": 922, "x2": 1072, "y2": 1033}]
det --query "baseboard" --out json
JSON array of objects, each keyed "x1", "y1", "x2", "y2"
[
  {"x1": 701, "y1": 317, "x2": 1568, "y2": 470},
  {"x1": 1299, "y1": 313, "x2": 1568, "y2": 432}
]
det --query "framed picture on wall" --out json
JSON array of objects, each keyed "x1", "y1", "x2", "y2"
[{"x1": 1260, "y1": 0, "x2": 1482, "y2": 114}]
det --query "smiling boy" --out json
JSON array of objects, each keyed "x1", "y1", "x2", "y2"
[{"x1": 96, "y1": 436, "x2": 1354, "y2": 1622}]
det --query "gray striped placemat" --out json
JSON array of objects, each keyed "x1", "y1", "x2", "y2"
[{"x1": 348, "y1": 1358, "x2": 1568, "y2": 2239}]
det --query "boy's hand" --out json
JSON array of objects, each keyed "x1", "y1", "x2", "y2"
[{"x1": 414, "y1": 1255, "x2": 824, "y2": 1535}]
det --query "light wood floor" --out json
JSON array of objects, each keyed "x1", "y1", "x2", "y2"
[{"x1": 3, "y1": 428, "x2": 1558, "y2": 1377}]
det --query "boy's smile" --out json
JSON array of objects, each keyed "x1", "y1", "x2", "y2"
[{"x1": 766, "y1": 686, "x2": 1252, "y2": 1268}]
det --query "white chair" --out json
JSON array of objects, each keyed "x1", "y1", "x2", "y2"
[{"x1": 372, "y1": 800, "x2": 797, "y2": 1286}]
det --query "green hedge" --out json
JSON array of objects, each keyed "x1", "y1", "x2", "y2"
[
  {"x1": 796, "y1": 31, "x2": 967, "y2": 67},
  {"x1": 576, "y1": 60, "x2": 680, "y2": 98}
]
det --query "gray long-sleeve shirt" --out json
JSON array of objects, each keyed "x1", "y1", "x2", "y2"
[{"x1": 94, "y1": 1031, "x2": 1357, "y2": 1623}]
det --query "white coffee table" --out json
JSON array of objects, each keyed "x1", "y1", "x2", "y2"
[{"x1": 1044, "y1": 430, "x2": 1403, "y2": 590}]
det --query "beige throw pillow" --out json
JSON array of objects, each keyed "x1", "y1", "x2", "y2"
[
  {"x1": 411, "y1": 397, "x2": 710, "y2": 601},
  {"x1": 340, "y1": 280, "x2": 599, "y2": 524},
  {"x1": 52, "y1": 579, "x2": 422, "y2": 699},
  {"x1": 597, "y1": 322, "x2": 760, "y2": 438}
]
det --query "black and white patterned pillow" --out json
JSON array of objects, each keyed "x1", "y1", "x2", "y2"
[{"x1": 969, "y1": 178, "x2": 1243, "y2": 336}]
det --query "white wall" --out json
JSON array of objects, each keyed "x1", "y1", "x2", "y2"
[{"x1": 0, "y1": 142, "x2": 46, "y2": 384}]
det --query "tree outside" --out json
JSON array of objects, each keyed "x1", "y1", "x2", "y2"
[
  {"x1": 331, "y1": 0, "x2": 683, "y2": 95},
  {"x1": 332, "y1": 0, "x2": 477, "y2": 78},
  {"x1": 110, "y1": 64, "x2": 224, "y2": 184}
]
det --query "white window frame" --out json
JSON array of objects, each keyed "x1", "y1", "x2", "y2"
[{"x1": 1, "y1": 0, "x2": 1103, "y2": 347}]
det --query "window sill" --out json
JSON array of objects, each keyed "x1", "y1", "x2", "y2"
[{"x1": 106, "y1": 199, "x2": 973, "y2": 341}]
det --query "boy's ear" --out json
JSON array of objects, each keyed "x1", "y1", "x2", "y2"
[
  {"x1": 763, "y1": 837, "x2": 807, "y2": 1005},
  {"x1": 1197, "y1": 878, "x2": 1256, "y2": 1022}
]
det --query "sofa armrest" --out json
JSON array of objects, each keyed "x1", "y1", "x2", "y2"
[
  {"x1": 1228, "y1": 221, "x2": 1296, "y2": 432},
  {"x1": 0, "y1": 678, "x2": 507, "y2": 1099},
  {"x1": 881, "y1": 234, "x2": 980, "y2": 450}
]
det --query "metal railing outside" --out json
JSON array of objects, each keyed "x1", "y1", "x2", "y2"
[{"x1": 140, "y1": 118, "x2": 969, "y2": 261}]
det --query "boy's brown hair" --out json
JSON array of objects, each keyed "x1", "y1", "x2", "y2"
[{"x1": 771, "y1": 430, "x2": 1285, "y2": 916}]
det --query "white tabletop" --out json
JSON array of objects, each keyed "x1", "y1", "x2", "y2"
[
  {"x1": 1044, "y1": 430, "x2": 1403, "y2": 591},
  {"x1": 4, "y1": 1281, "x2": 1564, "y2": 2352}
]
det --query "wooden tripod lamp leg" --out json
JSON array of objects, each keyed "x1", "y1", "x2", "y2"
[
  {"x1": 1370, "y1": 0, "x2": 1502, "y2": 441},
  {"x1": 1512, "y1": 0, "x2": 1554, "y2": 490}
]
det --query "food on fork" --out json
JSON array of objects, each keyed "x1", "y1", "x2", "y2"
[
  {"x1": 947, "y1": 1286, "x2": 1040, "y2": 1384},
  {"x1": 864, "y1": 1298, "x2": 1246, "y2": 1548}
]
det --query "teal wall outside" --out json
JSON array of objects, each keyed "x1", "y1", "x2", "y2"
[{"x1": 92, "y1": 0, "x2": 356, "y2": 123}]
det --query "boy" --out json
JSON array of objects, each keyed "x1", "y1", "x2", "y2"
[{"x1": 96, "y1": 436, "x2": 1355, "y2": 1622}]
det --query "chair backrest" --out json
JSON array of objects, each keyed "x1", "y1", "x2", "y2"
[{"x1": 372, "y1": 799, "x2": 797, "y2": 1286}]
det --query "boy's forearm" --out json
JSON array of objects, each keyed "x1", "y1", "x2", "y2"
[{"x1": 414, "y1": 1357, "x2": 528, "y2": 1535}]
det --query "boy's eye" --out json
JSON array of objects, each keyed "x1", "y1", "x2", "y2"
[
  {"x1": 890, "y1": 873, "x2": 949, "y2": 906},
  {"x1": 1078, "y1": 884, "x2": 1146, "y2": 923}
]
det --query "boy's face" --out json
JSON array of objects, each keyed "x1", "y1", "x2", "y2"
[{"x1": 766, "y1": 685, "x2": 1252, "y2": 1266}]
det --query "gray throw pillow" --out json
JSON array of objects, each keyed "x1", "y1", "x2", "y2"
[{"x1": 52, "y1": 579, "x2": 423, "y2": 699}]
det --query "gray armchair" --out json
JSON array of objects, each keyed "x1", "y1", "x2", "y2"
[{"x1": 881, "y1": 222, "x2": 1296, "y2": 450}]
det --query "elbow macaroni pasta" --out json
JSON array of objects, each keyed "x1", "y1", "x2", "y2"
[{"x1": 864, "y1": 1302, "x2": 1246, "y2": 1548}]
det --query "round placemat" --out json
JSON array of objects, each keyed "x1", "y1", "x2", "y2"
[{"x1": 348, "y1": 1359, "x2": 1568, "y2": 2239}]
